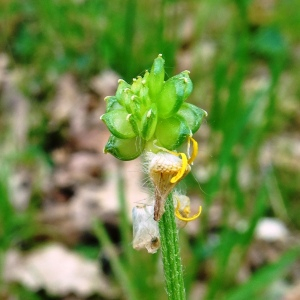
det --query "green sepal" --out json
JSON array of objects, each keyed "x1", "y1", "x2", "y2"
[
  {"x1": 155, "y1": 115, "x2": 190, "y2": 149},
  {"x1": 104, "y1": 135, "x2": 145, "y2": 161},
  {"x1": 101, "y1": 109, "x2": 136, "y2": 139},
  {"x1": 177, "y1": 103, "x2": 207, "y2": 133},
  {"x1": 141, "y1": 104, "x2": 158, "y2": 141},
  {"x1": 116, "y1": 80, "x2": 131, "y2": 105},
  {"x1": 105, "y1": 96, "x2": 123, "y2": 112},
  {"x1": 156, "y1": 75, "x2": 186, "y2": 119},
  {"x1": 148, "y1": 55, "x2": 165, "y2": 100}
]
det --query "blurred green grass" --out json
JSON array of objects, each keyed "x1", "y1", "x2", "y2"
[{"x1": 1, "y1": 0, "x2": 300, "y2": 299}]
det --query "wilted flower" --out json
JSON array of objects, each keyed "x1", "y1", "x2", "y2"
[
  {"x1": 101, "y1": 54, "x2": 206, "y2": 221},
  {"x1": 173, "y1": 193, "x2": 202, "y2": 228},
  {"x1": 148, "y1": 152, "x2": 190, "y2": 221},
  {"x1": 147, "y1": 136, "x2": 200, "y2": 221},
  {"x1": 132, "y1": 204, "x2": 160, "y2": 254},
  {"x1": 132, "y1": 193, "x2": 202, "y2": 253}
]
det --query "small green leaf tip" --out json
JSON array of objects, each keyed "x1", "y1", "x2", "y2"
[{"x1": 100, "y1": 55, "x2": 207, "y2": 161}]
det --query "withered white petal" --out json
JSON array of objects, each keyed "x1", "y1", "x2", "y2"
[{"x1": 132, "y1": 205, "x2": 160, "y2": 254}]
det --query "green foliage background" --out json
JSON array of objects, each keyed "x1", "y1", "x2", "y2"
[{"x1": 1, "y1": 0, "x2": 300, "y2": 299}]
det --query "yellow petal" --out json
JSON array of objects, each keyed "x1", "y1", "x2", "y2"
[
  {"x1": 170, "y1": 153, "x2": 188, "y2": 183},
  {"x1": 175, "y1": 202, "x2": 202, "y2": 222},
  {"x1": 187, "y1": 136, "x2": 198, "y2": 165}
]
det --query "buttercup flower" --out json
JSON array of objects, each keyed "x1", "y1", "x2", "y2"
[
  {"x1": 101, "y1": 54, "x2": 207, "y2": 221},
  {"x1": 101, "y1": 55, "x2": 207, "y2": 299}
]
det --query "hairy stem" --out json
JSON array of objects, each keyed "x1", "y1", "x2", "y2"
[{"x1": 158, "y1": 193, "x2": 186, "y2": 300}]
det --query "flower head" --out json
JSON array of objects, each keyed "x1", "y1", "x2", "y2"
[{"x1": 101, "y1": 55, "x2": 207, "y2": 221}]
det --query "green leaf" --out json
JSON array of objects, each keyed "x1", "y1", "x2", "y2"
[
  {"x1": 141, "y1": 104, "x2": 158, "y2": 141},
  {"x1": 148, "y1": 55, "x2": 165, "y2": 100},
  {"x1": 101, "y1": 109, "x2": 136, "y2": 139},
  {"x1": 155, "y1": 115, "x2": 190, "y2": 149},
  {"x1": 227, "y1": 247, "x2": 300, "y2": 300},
  {"x1": 252, "y1": 27, "x2": 287, "y2": 59},
  {"x1": 177, "y1": 103, "x2": 207, "y2": 133},
  {"x1": 104, "y1": 135, "x2": 145, "y2": 161}
]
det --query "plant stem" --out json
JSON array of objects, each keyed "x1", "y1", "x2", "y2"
[{"x1": 158, "y1": 193, "x2": 186, "y2": 300}]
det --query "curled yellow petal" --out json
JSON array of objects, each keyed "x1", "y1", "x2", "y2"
[
  {"x1": 187, "y1": 136, "x2": 198, "y2": 165},
  {"x1": 175, "y1": 202, "x2": 202, "y2": 222},
  {"x1": 170, "y1": 153, "x2": 188, "y2": 183}
]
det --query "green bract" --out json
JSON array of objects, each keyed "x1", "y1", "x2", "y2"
[{"x1": 101, "y1": 54, "x2": 207, "y2": 161}]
